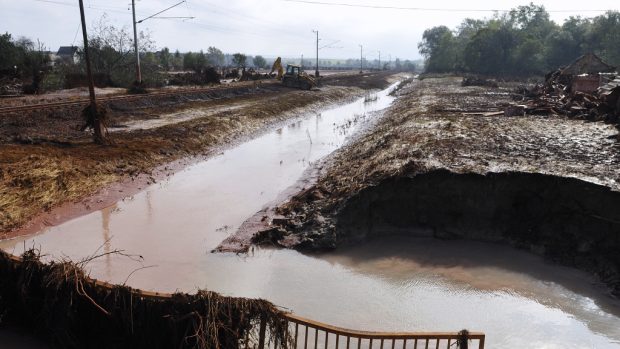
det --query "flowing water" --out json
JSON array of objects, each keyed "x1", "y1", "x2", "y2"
[{"x1": 2, "y1": 83, "x2": 619, "y2": 348}]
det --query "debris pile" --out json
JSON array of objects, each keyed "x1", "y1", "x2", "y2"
[
  {"x1": 239, "y1": 68, "x2": 272, "y2": 82},
  {"x1": 0, "y1": 77, "x2": 22, "y2": 96},
  {"x1": 167, "y1": 67, "x2": 221, "y2": 86},
  {"x1": 461, "y1": 76, "x2": 499, "y2": 88},
  {"x1": 511, "y1": 73, "x2": 619, "y2": 122},
  {"x1": 510, "y1": 54, "x2": 619, "y2": 123}
]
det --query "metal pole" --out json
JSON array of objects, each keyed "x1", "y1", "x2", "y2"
[
  {"x1": 132, "y1": 0, "x2": 142, "y2": 84},
  {"x1": 359, "y1": 45, "x2": 363, "y2": 73},
  {"x1": 313, "y1": 30, "x2": 319, "y2": 77},
  {"x1": 78, "y1": 0, "x2": 103, "y2": 143}
]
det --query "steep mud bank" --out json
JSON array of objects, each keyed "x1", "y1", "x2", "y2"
[
  {"x1": 333, "y1": 171, "x2": 620, "y2": 296},
  {"x1": 247, "y1": 77, "x2": 620, "y2": 296}
]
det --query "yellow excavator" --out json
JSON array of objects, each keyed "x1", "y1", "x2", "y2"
[{"x1": 270, "y1": 57, "x2": 317, "y2": 90}]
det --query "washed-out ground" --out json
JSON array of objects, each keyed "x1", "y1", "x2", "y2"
[
  {"x1": 227, "y1": 76, "x2": 620, "y2": 294},
  {"x1": 0, "y1": 72, "x2": 398, "y2": 237},
  {"x1": 265, "y1": 76, "x2": 620, "y2": 236}
]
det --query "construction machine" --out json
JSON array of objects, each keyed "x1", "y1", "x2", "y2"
[{"x1": 270, "y1": 57, "x2": 317, "y2": 90}]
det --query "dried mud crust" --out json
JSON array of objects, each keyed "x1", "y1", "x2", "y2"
[
  {"x1": 0, "y1": 72, "x2": 396, "y2": 236},
  {"x1": 240, "y1": 77, "x2": 620, "y2": 295}
]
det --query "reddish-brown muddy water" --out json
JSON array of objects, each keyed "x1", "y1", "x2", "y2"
[{"x1": 2, "y1": 82, "x2": 620, "y2": 348}]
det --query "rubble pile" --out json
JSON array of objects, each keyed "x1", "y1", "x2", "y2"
[
  {"x1": 0, "y1": 77, "x2": 22, "y2": 96},
  {"x1": 511, "y1": 72, "x2": 620, "y2": 123},
  {"x1": 508, "y1": 54, "x2": 619, "y2": 123},
  {"x1": 167, "y1": 67, "x2": 221, "y2": 86},
  {"x1": 461, "y1": 76, "x2": 499, "y2": 88},
  {"x1": 239, "y1": 68, "x2": 272, "y2": 82}
]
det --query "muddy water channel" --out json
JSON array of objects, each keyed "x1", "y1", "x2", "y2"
[{"x1": 3, "y1": 83, "x2": 620, "y2": 348}]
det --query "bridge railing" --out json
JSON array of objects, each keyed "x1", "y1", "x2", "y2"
[{"x1": 256, "y1": 313, "x2": 484, "y2": 349}]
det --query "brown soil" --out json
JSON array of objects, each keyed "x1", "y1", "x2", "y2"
[{"x1": 0, "y1": 72, "x2": 396, "y2": 238}]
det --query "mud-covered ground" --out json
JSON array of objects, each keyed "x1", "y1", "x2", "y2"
[
  {"x1": 0, "y1": 72, "x2": 397, "y2": 237},
  {"x1": 223, "y1": 76, "x2": 620, "y2": 294},
  {"x1": 243, "y1": 76, "x2": 620, "y2": 249}
]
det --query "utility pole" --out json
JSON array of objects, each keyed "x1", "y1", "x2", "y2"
[
  {"x1": 312, "y1": 30, "x2": 319, "y2": 77},
  {"x1": 131, "y1": 0, "x2": 142, "y2": 84},
  {"x1": 359, "y1": 45, "x2": 363, "y2": 73},
  {"x1": 378, "y1": 50, "x2": 381, "y2": 70},
  {"x1": 78, "y1": 0, "x2": 105, "y2": 144},
  {"x1": 131, "y1": 1, "x2": 191, "y2": 85},
  {"x1": 301, "y1": 54, "x2": 304, "y2": 70}
]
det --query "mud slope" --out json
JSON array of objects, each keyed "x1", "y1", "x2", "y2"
[
  {"x1": 335, "y1": 171, "x2": 620, "y2": 296},
  {"x1": 241, "y1": 77, "x2": 620, "y2": 296}
]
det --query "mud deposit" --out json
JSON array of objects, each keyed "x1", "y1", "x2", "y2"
[{"x1": 268, "y1": 77, "x2": 620, "y2": 293}]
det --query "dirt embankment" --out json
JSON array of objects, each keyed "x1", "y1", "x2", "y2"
[
  {"x1": 0, "y1": 72, "x2": 396, "y2": 237},
  {"x1": 240, "y1": 77, "x2": 620, "y2": 296}
]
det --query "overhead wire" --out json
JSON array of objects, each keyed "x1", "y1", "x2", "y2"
[
  {"x1": 26, "y1": 0, "x2": 345, "y2": 56},
  {"x1": 71, "y1": 22, "x2": 81, "y2": 46},
  {"x1": 281, "y1": 0, "x2": 612, "y2": 13}
]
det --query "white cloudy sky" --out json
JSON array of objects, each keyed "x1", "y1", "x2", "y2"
[{"x1": 1, "y1": 0, "x2": 618, "y2": 60}]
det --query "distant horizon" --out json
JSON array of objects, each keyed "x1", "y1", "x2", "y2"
[{"x1": 36, "y1": 44, "x2": 423, "y2": 65}]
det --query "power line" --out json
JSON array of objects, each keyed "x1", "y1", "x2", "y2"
[
  {"x1": 281, "y1": 0, "x2": 612, "y2": 13},
  {"x1": 137, "y1": 1, "x2": 190, "y2": 24},
  {"x1": 71, "y1": 22, "x2": 81, "y2": 46},
  {"x1": 31, "y1": 0, "x2": 136, "y2": 15}
]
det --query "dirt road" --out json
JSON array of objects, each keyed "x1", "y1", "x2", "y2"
[{"x1": 0, "y1": 72, "x2": 398, "y2": 237}]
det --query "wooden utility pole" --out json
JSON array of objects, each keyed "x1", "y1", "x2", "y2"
[
  {"x1": 78, "y1": 0, "x2": 105, "y2": 144},
  {"x1": 131, "y1": 0, "x2": 142, "y2": 84}
]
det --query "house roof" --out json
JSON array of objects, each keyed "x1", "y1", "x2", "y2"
[
  {"x1": 57, "y1": 46, "x2": 78, "y2": 56},
  {"x1": 561, "y1": 53, "x2": 615, "y2": 75}
]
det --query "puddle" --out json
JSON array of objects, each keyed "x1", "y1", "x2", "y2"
[{"x1": 2, "y1": 82, "x2": 620, "y2": 348}]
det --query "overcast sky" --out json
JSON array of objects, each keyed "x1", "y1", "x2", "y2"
[{"x1": 1, "y1": 0, "x2": 618, "y2": 60}]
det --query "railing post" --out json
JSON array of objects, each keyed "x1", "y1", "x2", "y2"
[
  {"x1": 479, "y1": 336, "x2": 485, "y2": 349},
  {"x1": 258, "y1": 315, "x2": 267, "y2": 349},
  {"x1": 294, "y1": 323, "x2": 299, "y2": 349}
]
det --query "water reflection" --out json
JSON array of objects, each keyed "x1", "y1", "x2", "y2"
[
  {"x1": 100, "y1": 204, "x2": 116, "y2": 280},
  {"x1": 319, "y1": 236, "x2": 620, "y2": 338}
]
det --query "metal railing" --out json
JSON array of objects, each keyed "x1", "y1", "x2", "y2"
[{"x1": 256, "y1": 313, "x2": 484, "y2": 349}]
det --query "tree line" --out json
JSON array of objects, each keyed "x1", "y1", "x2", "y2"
[
  {"x1": 0, "y1": 15, "x2": 273, "y2": 91},
  {"x1": 418, "y1": 3, "x2": 620, "y2": 76}
]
